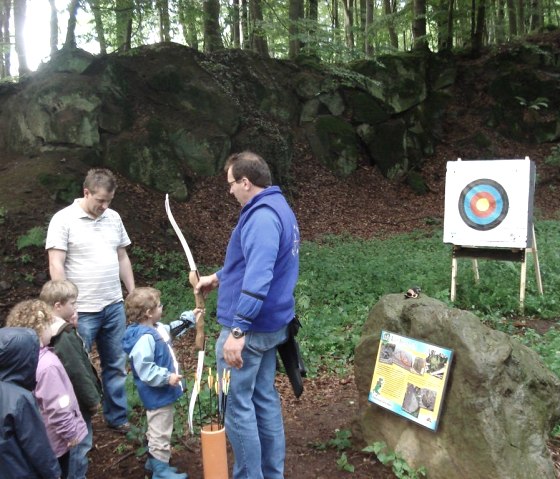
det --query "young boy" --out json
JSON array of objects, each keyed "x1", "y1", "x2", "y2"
[
  {"x1": 0, "y1": 327, "x2": 62, "y2": 479},
  {"x1": 123, "y1": 287, "x2": 201, "y2": 479},
  {"x1": 6, "y1": 299, "x2": 88, "y2": 479},
  {"x1": 40, "y1": 280, "x2": 103, "y2": 479}
]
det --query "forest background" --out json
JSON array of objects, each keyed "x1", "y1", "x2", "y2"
[{"x1": 0, "y1": 0, "x2": 556, "y2": 79}]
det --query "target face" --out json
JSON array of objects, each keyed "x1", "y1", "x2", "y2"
[
  {"x1": 443, "y1": 159, "x2": 535, "y2": 248},
  {"x1": 458, "y1": 179, "x2": 509, "y2": 231}
]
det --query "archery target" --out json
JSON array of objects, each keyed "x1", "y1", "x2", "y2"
[
  {"x1": 458, "y1": 179, "x2": 509, "y2": 231},
  {"x1": 443, "y1": 159, "x2": 535, "y2": 248}
]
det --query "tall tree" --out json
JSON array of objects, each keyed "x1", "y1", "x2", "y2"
[
  {"x1": 506, "y1": 0, "x2": 517, "y2": 35},
  {"x1": 88, "y1": 0, "x2": 107, "y2": 54},
  {"x1": 232, "y1": 0, "x2": 241, "y2": 48},
  {"x1": 65, "y1": 0, "x2": 80, "y2": 49},
  {"x1": 249, "y1": 0, "x2": 268, "y2": 56},
  {"x1": 13, "y1": 0, "x2": 29, "y2": 75},
  {"x1": 472, "y1": 0, "x2": 486, "y2": 55},
  {"x1": 0, "y1": 0, "x2": 10, "y2": 77},
  {"x1": 384, "y1": 0, "x2": 399, "y2": 49},
  {"x1": 342, "y1": 0, "x2": 355, "y2": 50},
  {"x1": 158, "y1": 0, "x2": 171, "y2": 42},
  {"x1": 288, "y1": 0, "x2": 304, "y2": 58},
  {"x1": 365, "y1": 0, "x2": 374, "y2": 56},
  {"x1": 178, "y1": 0, "x2": 199, "y2": 49},
  {"x1": 412, "y1": 0, "x2": 429, "y2": 50},
  {"x1": 116, "y1": 0, "x2": 133, "y2": 51},
  {"x1": 49, "y1": 0, "x2": 58, "y2": 55},
  {"x1": 203, "y1": 0, "x2": 224, "y2": 52}
]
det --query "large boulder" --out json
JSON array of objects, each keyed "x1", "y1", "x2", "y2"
[{"x1": 354, "y1": 294, "x2": 560, "y2": 479}]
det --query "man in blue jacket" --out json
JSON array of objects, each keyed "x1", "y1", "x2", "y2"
[
  {"x1": 196, "y1": 151, "x2": 300, "y2": 479},
  {"x1": 0, "y1": 327, "x2": 62, "y2": 479}
]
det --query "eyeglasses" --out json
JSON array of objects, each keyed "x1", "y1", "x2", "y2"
[
  {"x1": 228, "y1": 178, "x2": 244, "y2": 188},
  {"x1": 158, "y1": 303, "x2": 164, "y2": 309}
]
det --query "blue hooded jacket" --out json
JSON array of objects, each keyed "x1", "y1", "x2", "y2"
[
  {"x1": 0, "y1": 327, "x2": 61, "y2": 479},
  {"x1": 216, "y1": 186, "x2": 300, "y2": 332},
  {"x1": 122, "y1": 324, "x2": 183, "y2": 410}
]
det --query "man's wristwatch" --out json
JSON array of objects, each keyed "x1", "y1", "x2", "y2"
[{"x1": 231, "y1": 327, "x2": 246, "y2": 339}]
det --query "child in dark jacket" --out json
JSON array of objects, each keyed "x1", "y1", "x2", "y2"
[
  {"x1": 6, "y1": 300, "x2": 87, "y2": 479},
  {"x1": 40, "y1": 280, "x2": 103, "y2": 479},
  {"x1": 122, "y1": 287, "x2": 201, "y2": 479},
  {"x1": 0, "y1": 327, "x2": 62, "y2": 479}
]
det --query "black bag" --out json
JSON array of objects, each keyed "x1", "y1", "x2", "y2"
[{"x1": 277, "y1": 316, "x2": 306, "y2": 398}]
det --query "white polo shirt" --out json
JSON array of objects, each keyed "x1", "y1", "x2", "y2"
[{"x1": 46, "y1": 199, "x2": 131, "y2": 312}]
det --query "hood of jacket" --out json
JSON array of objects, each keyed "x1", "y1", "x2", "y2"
[
  {"x1": 122, "y1": 323, "x2": 153, "y2": 354},
  {"x1": 0, "y1": 327, "x2": 39, "y2": 391}
]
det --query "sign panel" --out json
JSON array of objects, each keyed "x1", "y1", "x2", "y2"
[
  {"x1": 368, "y1": 331, "x2": 453, "y2": 431},
  {"x1": 443, "y1": 159, "x2": 535, "y2": 248}
]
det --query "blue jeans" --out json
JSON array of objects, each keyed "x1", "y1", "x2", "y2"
[
  {"x1": 217, "y1": 325, "x2": 288, "y2": 479},
  {"x1": 68, "y1": 413, "x2": 92, "y2": 479},
  {"x1": 78, "y1": 302, "x2": 128, "y2": 427}
]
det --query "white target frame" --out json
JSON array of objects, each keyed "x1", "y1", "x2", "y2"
[{"x1": 443, "y1": 158, "x2": 535, "y2": 248}]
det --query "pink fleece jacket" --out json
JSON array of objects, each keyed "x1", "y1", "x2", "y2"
[{"x1": 34, "y1": 347, "x2": 88, "y2": 457}]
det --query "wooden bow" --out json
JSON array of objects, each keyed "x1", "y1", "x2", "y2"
[{"x1": 165, "y1": 194, "x2": 205, "y2": 350}]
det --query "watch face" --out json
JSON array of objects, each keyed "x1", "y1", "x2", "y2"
[{"x1": 231, "y1": 327, "x2": 245, "y2": 339}]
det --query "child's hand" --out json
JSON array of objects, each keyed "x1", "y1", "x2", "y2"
[
  {"x1": 193, "y1": 308, "x2": 205, "y2": 322},
  {"x1": 169, "y1": 373, "x2": 183, "y2": 386}
]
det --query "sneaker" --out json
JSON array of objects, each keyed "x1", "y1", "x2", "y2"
[{"x1": 109, "y1": 422, "x2": 131, "y2": 434}]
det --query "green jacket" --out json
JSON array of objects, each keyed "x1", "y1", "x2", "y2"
[{"x1": 49, "y1": 317, "x2": 102, "y2": 414}]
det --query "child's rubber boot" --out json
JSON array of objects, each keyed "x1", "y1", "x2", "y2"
[
  {"x1": 146, "y1": 456, "x2": 188, "y2": 479},
  {"x1": 145, "y1": 456, "x2": 178, "y2": 473}
]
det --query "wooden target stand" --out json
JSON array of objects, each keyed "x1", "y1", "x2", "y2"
[{"x1": 450, "y1": 225, "x2": 543, "y2": 310}]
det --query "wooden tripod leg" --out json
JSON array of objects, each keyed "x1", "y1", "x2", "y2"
[
  {"x1": 472, "y1": 259, "x2": 480, "y2": 283},
  {"x1": 519, "y1": 251, "x2": 527, "y2": 312},
  {"x1": 531, "y1": 225, "x2": 544, "y2": 295},
  {"x1": 451, "y1": 255, "x2": 458, "y2": 302}
]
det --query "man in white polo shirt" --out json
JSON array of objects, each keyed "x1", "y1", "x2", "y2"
[{"x1": 46, "y1": 168, "x2": 135, "y2": 439}]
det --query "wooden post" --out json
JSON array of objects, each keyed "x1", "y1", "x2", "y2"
[{"x1": 450, "y1": 237, "x2": 543, "y2": 311}]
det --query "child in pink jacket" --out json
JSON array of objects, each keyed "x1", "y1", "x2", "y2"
[{"x1": 6, "y1": 299, "x2": 87, "y2": 478}]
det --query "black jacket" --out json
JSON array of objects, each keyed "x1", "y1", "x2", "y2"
[{"x1": 0, "y1": 327, "x2": 61, "y2": 479}]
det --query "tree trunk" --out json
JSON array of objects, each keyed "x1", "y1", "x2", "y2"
[
  {"x1": 517, "y1": 0, "x2": 525, "y2": 34},
  {"x1": 116, "y1": 0, "x2": 133, "y2": 51},
  {"x1": 529, "y1": 0, "x2": 541, "y2": 31},
  {"x1": 412, "y1": 0, "x2": 429, "y2": 50},
  {"x1": 288, "y1": 0, "x2": 304, "y2": 59},
  {"x1": 495, "y1": 0, "x2": 505, "y2": 42},
  {"x1": 64, "y1": 0, "x2": 80, "y2": 49},
  {"x1": 178, "y1": 0, "x2": 199, "y2": 50},
  {"x1": 506, "y1": 0, "x2": 517, "y2": 36},
  {"x1": 365, "y1": 0, "x2": 374, "y2": 57},
  {"x1": 384, "y1": 0, "x2": 398, "y2": 49},
  {"x1": 472, "y1": 0, "x2": 486, "y2": 55},
  {"x1": 88, "y1": 0, "x2": 107, "y2": 54},
  {"x1": 242, "y1": 0, "x2": 250, "y2": 49},
  {"x1": 307, "y1": 0, "x2": 318, "y2": 53},
  {"x1": 232, "y1": 0, "x2": 241, "y2": 48},
  {"x1": 203, "y1": 0, "x2": 224, "y2": 52},
  {"x1": 158, "y1": 0, "x2": 171, "y2": 42},
  {"x1": 13, "y1": 0, "x2": 29, "y2": 75},
  {"x1": 48, "y1": 0, "x2": 58, "y2": 55},
  {"x1": 249, "y1": 0, "x2": 269, "y2": 57},
  {"x1": 342, "y1": 0, "x2": 354, "y2": 50},
  {"x1": 0, "y1": 0, "x2": 9, "y2": 77}
]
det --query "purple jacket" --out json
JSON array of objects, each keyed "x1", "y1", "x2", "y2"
[{"x1": 34, "y1": 347, "x2": 88, "y2": 457}]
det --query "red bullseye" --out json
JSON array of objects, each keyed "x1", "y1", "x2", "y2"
[{"x1": 469, "y1": 191, "x2": 497, "y2": 218}]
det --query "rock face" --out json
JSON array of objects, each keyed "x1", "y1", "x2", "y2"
[
  {"x1": 0, "y1": 41, "x2": 558, "y2": 200},
  {"x1": 354, "y1": 294, "x2": 560, "y2": 479}
]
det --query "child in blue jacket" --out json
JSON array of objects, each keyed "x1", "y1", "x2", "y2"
[
  {"x1": 123, "y1": 286, "x2": 201, "y2": 479},
  {"x1": 0, "y1": 327, "x2": 61, "y2": 479}
]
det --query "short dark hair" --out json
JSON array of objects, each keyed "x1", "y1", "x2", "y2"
[
  {"x1": 83, "y1": 168, "x2": 117, "y2": 193},
  {"x1": 224, "y1": 151, "x2": 272, "y2": 188}
]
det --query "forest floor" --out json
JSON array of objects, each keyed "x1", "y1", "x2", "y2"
[{"x1": 2, "y1": 35, "x2": 560, "y2": 479}]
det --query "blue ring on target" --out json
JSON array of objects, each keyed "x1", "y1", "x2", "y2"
[{"x1": 458, "y1": 179, "x2": 509, "y2": 231}]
